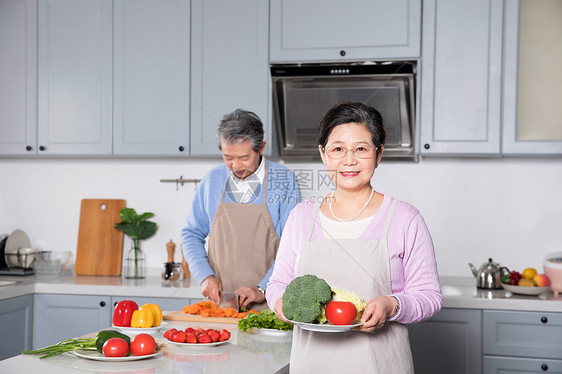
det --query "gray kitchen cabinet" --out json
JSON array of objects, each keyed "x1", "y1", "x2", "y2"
[
  {"x1": 37, "y1": 0, "x2": 113, "y2": 155},
  {"x1": 0, "y1": 295, "x2": 33, "y2": 360},
  {"x1": 420, "y1": 0, "x2": 503, "y2": 156},
  {"x1": 502, "y1": 0, "x2": 562, "y2": 155},
  {"x1": 408, "y1": 308, "x2": 482, "y2": 374},
  {"x1": 269, "y1": 0, "x2": 421, "y2": 63},
  {"x1": 0, "y1": 0, "x2": 37, "y2": 156},
  {"x1": 111, "y1": 296, "x2": 192, "y2": 313},
  {"x1": 33, "y1": 294, "x2": 111, "y2": 349},
  {"x1": 189, "y1": 0, "x2": 270, "y2": 156},
  {"x1": 484, "y1": 356, "x2": 562, "y2": 373},
  {"x1": 113, "y1": 0, "x2": 190, "y2": 156},
  {"x1": 483, "y1": 310, "x2": 562, "y2": 370}
]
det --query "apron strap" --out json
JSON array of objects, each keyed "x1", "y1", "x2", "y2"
[
  {"x1": 382, "y1": 199, "x2": 398, "y2": 236},
  {"x1": 306, "y1": 202, "x2": 322, "y2": 242}
]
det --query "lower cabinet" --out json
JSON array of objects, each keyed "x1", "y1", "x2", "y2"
[
  {"x1": 408, "y1": 308, "x2": 482, "y2": 374},
  {"x1": 0, "y1": 295, "x2": 33, "y2": 360},
  {"x1": 484, "y1": 356, "x2": 562, "y2": 373},
  {"x1": 483, "y1": 310, "x2": 562, "y2": 374},
  {"x1": 33, "y1": 294, "x2": 111, "y2": 349}
]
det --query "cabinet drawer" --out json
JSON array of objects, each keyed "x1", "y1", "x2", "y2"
[
  {"x1": 483, "y1": 310, "x2": 562, "y2": 359},
  {"x1": 484, "y1": 356, "x2": 562, "y2": 374}
]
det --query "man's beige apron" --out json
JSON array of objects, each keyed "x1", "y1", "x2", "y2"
[
  {"x1": 291, "y1": 199, "x2": 414, "y2": 373},
  {"x1": 208, "y1": 161, "x2": 279, "y2": 310}
]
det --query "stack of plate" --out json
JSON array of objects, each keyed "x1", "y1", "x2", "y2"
[{"x1": 3, "y1": 229, "x2": 32, "y2": 269}]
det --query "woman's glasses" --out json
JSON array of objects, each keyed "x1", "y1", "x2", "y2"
[{"x1": 323, "y1": 145, "x2": 377, "y2": 159}]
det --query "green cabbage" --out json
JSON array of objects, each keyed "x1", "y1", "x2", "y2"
[{"x1": 331, "y1": 287, "x2": 367, "y2": 323}]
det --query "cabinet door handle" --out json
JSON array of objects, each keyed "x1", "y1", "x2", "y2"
[
  {"x1": 424, "y1": 143, "x2": 430, "y2": 150},
  {"x1": 39, "y1": 145, "x2": 46, "y2": 151},
  {"x1": 100, "y1": 301, "x2": 106, "y2": 307},
  {"x1": 541, "y1": 363, "x2": 548, "y2": 371},
  {"x1": 541, "y1": 316, "x2": 548, "y2": 324},
  {"x1": 340, "y1": 50, "x2": 346, "y2": 56},
  {"x1": 26, "y1": 145, "x2": 33, "y2": 151},
  {"x1": 179, "y1": 145, "x2": 185, "y2": 152}
]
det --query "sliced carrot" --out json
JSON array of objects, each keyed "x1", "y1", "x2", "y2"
[
  {"x1": 199, "y1": 310, "x2": 211, "y2": 318},
  {"x1": 247, "y1": 310, "x2": 259, "y2": 314},
  {"x1": 182, "y1": 304, "x2": 200, "y2": 314},
  {"x1": 236, "y1": 312, "x2": 247, "y2": 319},
  {"x1": 223, "y1": 308, "x2": 237, "y2": 317}
]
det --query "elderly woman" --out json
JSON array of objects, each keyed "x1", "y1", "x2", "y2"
[
  {"x1": 266, "y1": 102, "x2": 442, "y2": 372},
  {"x1": 182, "y1": 109, "x2": 301, "y2": 310}
]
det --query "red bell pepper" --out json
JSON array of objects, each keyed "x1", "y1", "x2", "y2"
[{"x1": 113, "y1": 300, "x2": 139, "y2": 327}]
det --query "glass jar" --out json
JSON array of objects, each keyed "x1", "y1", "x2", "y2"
[
  {"x1": 162, "y1": 263, "x2": 181, "y2": 281},
  {"x1": 124, "y1": 242, "x2": 145, "y2": 279}
]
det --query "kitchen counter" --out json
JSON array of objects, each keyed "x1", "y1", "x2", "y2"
[
  {"x1": 0, "y1": 320, "x2": 291, "y2": 374},
  {"x1": 1, "y1": 272, "x2": 561, "y2": 312}
]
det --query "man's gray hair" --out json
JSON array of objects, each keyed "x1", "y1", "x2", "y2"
[{"x1": 216, "y1": 109, "x2": 264, "y2": 153}]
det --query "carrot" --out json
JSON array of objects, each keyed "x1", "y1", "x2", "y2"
[
  {"x1": 199, "y1": 310, "x2": 211, "y2": 318},
  {"x1": 236, "y1": 312, "x2": 247, "y2": 318},
  {"x1": 247, "y1": 310, "x2": 259, "y2": 314},
  {"x1": 182, "y1": 304, "x2": 200, "y2": 314},
  {"x1": 223, "y1": 308, "x2": 237, "y2": 317}
]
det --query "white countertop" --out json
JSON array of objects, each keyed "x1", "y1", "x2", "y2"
[
  {"x1": 0, "y1": 320, "x2": 291, "y2": 374},
  {"x1": 1, "y1": 271, "x2": 562, "y2": 312}
]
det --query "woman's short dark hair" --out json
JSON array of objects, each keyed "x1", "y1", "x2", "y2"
[
  {"x1": 318, "y1": 102, "x2": 386, "y2": 156},
  {"x1": 217, "y1": 109, "x2": 264, "y2": 153}
]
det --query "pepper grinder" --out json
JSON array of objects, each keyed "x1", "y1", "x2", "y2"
[
  {"x1": 180, "y1": 244, "x2": 191, "y2": 279},
  {"x1": 163, "y1": 240, "x2": 180, "y2": 281}
]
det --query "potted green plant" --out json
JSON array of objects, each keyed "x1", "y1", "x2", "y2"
[{"x1": 114, "y1": 207, "x2": 158, "y2": 279}]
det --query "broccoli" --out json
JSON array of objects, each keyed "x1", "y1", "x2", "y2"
[{"x1": 282, "y1": 274, "x2": 332, "y2": 323}]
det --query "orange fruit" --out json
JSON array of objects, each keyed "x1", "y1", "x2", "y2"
[
  {"x1": 518, "y1": 278, "x2": 535, "y2": 287},
  {"x1": 521, "y1": 268, "x2": 537, "y2": 279}
]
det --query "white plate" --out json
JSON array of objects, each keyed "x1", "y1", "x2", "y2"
[
  {"x1": 5, "y1": 229, "x2": 30, "y2": 268},
  {"x1": 167, "y1": 340, "x2": 229, "y2": 347},
  {"x1": 112, "y1": 322, "x2": 167, "y2": 336},
  {"x1": 72, "y1": 349, "x2": 162, "y2": 361},
  {"x1": 501, "y1": 283, "x2": 550, "y2": 296},
  {"x1": 289, "y1": 320, "x2": 364, "y2": 332}
]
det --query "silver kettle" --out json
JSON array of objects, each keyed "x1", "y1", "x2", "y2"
[{"x1": 468, "y1": 258, "x2": 510, "y2": 289}]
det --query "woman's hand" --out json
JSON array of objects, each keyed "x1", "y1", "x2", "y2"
[
  {"x1": 273, "y1": 298, "x2": 290, "y2": 323},
  {"x1": 357, "y1": 296, "x2": 397, "y2": 332},
  {"x1": 201, "y1": 276, "x2": 222, "y2": 304},
  {"x1": 236, "y1": 286, "x2": 265, "y2": 307}
]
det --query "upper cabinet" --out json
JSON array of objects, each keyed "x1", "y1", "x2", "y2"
[
  {"x1": 37, "y1": 0, "x2": 113, "y2": 155},
  {"x1": 113, "y1": 0, "x2": 190, "y2": 156},
  {"x1": 0, "y1": 0, "x2": 36, "y2": 155},
  {"x1": 420, "y1": 0, "x2": 503, "y2": 155},
  {"x1": 190, "y1": 0, "x2": 270, "y2": 156},
  {"x1": 269, "y1": 0, "x2": 422, "y2": 63},
  {"x1": 502, "y1": 0, "x2": 562, "y2": 155}
]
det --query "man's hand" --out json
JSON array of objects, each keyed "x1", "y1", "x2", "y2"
[
  {"x1": 201, "y1": 276, "x2": 222, "y2": 304},
  {"x1": 236, "y1": 286, "x2": 265, "y2": 307}
]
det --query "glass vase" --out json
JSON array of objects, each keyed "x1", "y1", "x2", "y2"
[{"x1": 124, "y1": 239, "x2": 145, "y2": 279}]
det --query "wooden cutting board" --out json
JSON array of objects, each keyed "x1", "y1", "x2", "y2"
[
  {"x1": 75, "y1": 199, "x2": 126, "y2": 276},
  {"x1": 163, "y1": 311, "x2": 240, "y2": 325}
]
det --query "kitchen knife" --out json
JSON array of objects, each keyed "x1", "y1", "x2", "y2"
[{"x1": 219, "y1": 290, "x2": 239, "y2": 312}]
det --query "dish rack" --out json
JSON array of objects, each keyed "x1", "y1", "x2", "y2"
[{"x1": 0, "y1": 252, "x2": 38, "y2": 276}]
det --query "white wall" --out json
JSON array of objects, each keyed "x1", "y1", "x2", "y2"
[{"x1": 1, "y1": 156, "x2": 561, "y2": 278}]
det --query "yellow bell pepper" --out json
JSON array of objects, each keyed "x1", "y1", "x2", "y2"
[
  {"x1": 139, "y1": 303, "x2": 162, "y2": 326},
  {"x1": 130, "y1": 308, "x2": 155, "y2": 328}
]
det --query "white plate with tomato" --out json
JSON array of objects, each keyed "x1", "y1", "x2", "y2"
[
  {"x1": 163, "y1": 327, "x2": 232, "y2": 346},
  {"x1": 72, "y1": 349, "x2": 162, "y2": 361},
  {"x1": 289, "y1": 320, "x2": 364, "y2": 333}
]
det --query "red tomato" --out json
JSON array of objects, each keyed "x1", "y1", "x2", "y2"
[
  {"x1": 130, "y1": 333, "x2": 156, "y2": 356},
  {"x1": 325, "y1": 301, "x2": 357, "y2": 325},
  {"x1": 219, "y1": 329, "x2": 231, "y2": 342},
  {"x1": 173, "y1": 331, "x2": 187, "y2": 343},
  {"x1": 102, "y1": 337, "x2": 129, "y2": 357},
  {"x1": 184, "y1": 327, "x2": 196, "y2": 334},
  {"x1": 164, "y1": 328, "x2": 177, "y2": 339}
]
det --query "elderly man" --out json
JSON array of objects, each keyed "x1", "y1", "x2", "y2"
[{"x1": 182, "y1": 109, "x2": 301, "y2": 309}]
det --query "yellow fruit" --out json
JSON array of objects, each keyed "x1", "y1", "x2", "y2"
[
  {"x1": 521, "y1": 268, "x2": 537, "y2": 279},
  {"x1": 518, "y1": 278, "x2": 535, "y2": 287}
]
